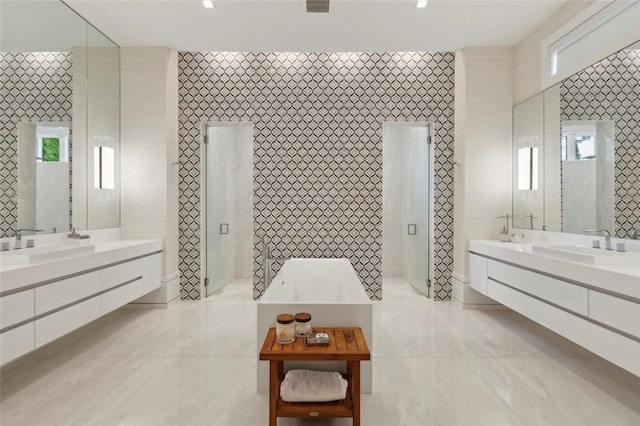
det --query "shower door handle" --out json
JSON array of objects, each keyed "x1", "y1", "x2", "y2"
[{"x1": 408, "y1": 224, "x2": 416, "y2": 235}]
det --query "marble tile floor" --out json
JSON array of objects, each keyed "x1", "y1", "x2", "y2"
[{"x1": 1, "y1": 278, "x2": 638, "y2": 425}]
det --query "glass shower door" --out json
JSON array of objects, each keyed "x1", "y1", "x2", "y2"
[
  {"x1": 406, "y1": 125, "x2": 431, "y2": 297},
  {"x1": 206, "y1": 126, "x2": 230, "y2": 297}
]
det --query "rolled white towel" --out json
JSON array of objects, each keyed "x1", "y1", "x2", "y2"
[{"x1": 280, "y1": 369, "x2": 348, "y2": 402}]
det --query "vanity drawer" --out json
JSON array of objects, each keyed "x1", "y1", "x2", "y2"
[
  {"x1": 101, "y1": 259, "x2": 143, "y2": 291},
  {"x1": 526, "y1": 272, "x2": 588, "y2": 316},
  {"x1": 487, "y1": 260, "x2": 527, "y2": 291},
  {"x1": 35, "y1": 271, "x2": 101, "y2": 315},
  {"x1": 142, "y1": 253, "x2": 162, "y2": 294},
  {"x1": 102, "y1": 278, "x2": 144, "y2": 314},
  {"x1": 0, "y1": 322, "x2": 34, "y2": 366},
  {"x1": 35, "y1": 296, "x2": 101, "y2": 347},
  {"x1": 487, "y1": 279, "x2": 526, "y2": 314},
  {"x1": 1, "y1": 289, "x2": 34, "y2": 329},
  {"x1": 588, "y1": 291, "x2": 640, "y2": 338},
  {"x1": 526, "y1": 297, "x2": 589, "y2": 348},
  {"x1": 587, "y1": 322, "x2": 640, "y2": 376},
  {"x1": 469, "y1": 253, "x2": 488, "y2": 295}
]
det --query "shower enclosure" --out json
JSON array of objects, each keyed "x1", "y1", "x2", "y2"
[
  {"x1": 382, "y1": 123, "x2": 433, "y2": 297},
  {"x1": 202, "y1": 123, "x2": 253, "y2": 296}
]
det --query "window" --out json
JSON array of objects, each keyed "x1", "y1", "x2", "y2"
[
  {"x1": 542, "y1": 0, "x2": 639, "y2": 88},
  {"x1": 36, "y1": 136, "x2": 69, "y2": 162},
  {"x1": 562, "y1": 134, "x2": 596, "y2": 162}
]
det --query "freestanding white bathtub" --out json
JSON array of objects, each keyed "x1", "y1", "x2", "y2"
[{"x1": 257, "y1": 258, "x2": 373, "y2": 393}]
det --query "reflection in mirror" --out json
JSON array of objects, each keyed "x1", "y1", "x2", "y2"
[
  {"x1": 0, "y1": 0, "x2": 120, "y2": 238},
  {"x1": 512, "y1": 93, "x2": 544, "y2": 230},
  {"x1": 542, "y1": 84, "x2": 561, "y2": 232},
  {"x1": 86, "y1": 24, "x2": 120, "y2": 230},
  {"x1": 560, "y1": 120, "x2": 615, "y2": 234},
  {"x1": 17, "y1": 122, "x2": 71, "y2": 234},
  {"x1": 556, "y1": 40, "x2": 638, "y2": 239},
  {"x1": 517, "y1": 147, "x2": 538, "y2": 191},
  {"x1": 514, "y1": 40, "x2": 639, "y2": 239},
  {"x1": 70, "y1": 24, "x2": 121, "y2": 231},
  {"x1": 1, "y1": 1, "x2": 84, "y2": 238}
]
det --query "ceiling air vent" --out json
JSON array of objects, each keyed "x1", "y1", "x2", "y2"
[{"x1": 307, "y1": 0, "x2": 329, "y2": 13}]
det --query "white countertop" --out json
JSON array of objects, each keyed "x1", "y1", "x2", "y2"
[
  {"x1": 0, "y1": 239, "x2": 162, "y2": 294},
  {"x1": 469, "y1": 240, "x2": 640, "y2": 300}
]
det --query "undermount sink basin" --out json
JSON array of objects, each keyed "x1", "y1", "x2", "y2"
[
  {"x1": 0, "y1": 243, "x2": 95, "y2": 265},
  {"x1": 531, "y1": 244, "x2": 640, "y2": 266}
]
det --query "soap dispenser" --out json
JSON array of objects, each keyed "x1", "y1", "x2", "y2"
[{"x1": 500, "y1": 225, "x2": 510, "y2": 242}]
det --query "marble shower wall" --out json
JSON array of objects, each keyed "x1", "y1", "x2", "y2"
[{"x1": 178, "y1": 52, "x2": 455, "y2": 300}]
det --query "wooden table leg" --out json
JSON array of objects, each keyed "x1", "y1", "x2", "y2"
[
  {"x1": 269, "y1": 361, "x2": 282, "y2": 426},
  {"x1": 347, "y1": 360, "x2": 361, "y2": 426}
]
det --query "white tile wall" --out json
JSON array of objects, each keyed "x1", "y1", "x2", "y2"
[
  {"x1": 120, "y1": 47, "x2": 180, "y2": 303},
  {"x1": 513, "y1": 1, "x2": 593, "y2": 103},
  {"x1": 453, "y1": 48, "x2": 514, "y2": 291}
]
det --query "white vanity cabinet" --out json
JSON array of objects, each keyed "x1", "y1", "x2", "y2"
[
  {"x1": 35, "y1": 272, "x2": 101, "y2": 315},
  {"x1": 0, "y1": 240, "x2": 162, "y2": 366},
  {"x1": 1, "y1": 323, "x2": 35, "y2": 365},
  {"x1": 588, "y1": 291, "x2": 640, "y2": 338},
  {"x1": 35, "y1": 297, "x2": 102, "y2": 347},
  {"x1": 469, "y1": 240, "x2": 640, "y2": 376},
  {"x1": 488, "y1": 260, "x2": 527, "y2": 291},
  {"x1": 487, "y1": 278, "x2": 526, "y2": 313},
  {"x1": 526, "y1": 272, "x2": 588, "y2": 316},
  {"x1": 469, "y1": 253, "x2": 488, "y2": 294},
  {"x1": 1, "y1": 290, "x2": 35, "y2": 328}
]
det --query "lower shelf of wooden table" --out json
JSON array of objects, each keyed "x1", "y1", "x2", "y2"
[{"x1": 276, "y1": 387, "x2": 353, "y2": 418}]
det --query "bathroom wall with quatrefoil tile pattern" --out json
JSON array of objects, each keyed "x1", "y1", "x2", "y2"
[
  {"x1": 178, "y1": 52, "x2": 455, "y2": 300},
  {"x1": 0, "y1": 52, "x2": 73, "y2": 238},
  {"x1": 560, "y1": 48, "x2": 640, "y2": 239}
]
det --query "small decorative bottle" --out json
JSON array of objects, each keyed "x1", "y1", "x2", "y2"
[
  {"x1": 294, "y1": 312, "x2": 312, "y2": 337},
  {"x1": 276, "y1": 314, "x2": 295, "y2": 344}
]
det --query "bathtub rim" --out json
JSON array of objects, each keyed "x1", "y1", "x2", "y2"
[{"x1": 258, "y1": 257, "x2": 372, "y2": 304}]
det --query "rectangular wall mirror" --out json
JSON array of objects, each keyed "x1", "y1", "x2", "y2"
[
  {"x1": 512, "y1": 39, "x2": 639, "y2": 239},
  {"x1": 512, "y1": 92, "x2": 544, "y2": 230},
  {"x1": 0, "y1": 0, "x2": 121, "y2": 238}
]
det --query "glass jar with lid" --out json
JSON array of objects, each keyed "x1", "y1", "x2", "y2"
[
  {"x1": 294, "y1": 312, "x2": 312, "y2": 337},
  {"x1": 276, "y1": 314, "x2": 295, "y2": 344}
]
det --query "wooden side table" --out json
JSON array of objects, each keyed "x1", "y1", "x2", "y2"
[{"x1": 259, "y1": 327, "x2": 371, "y2": 426}]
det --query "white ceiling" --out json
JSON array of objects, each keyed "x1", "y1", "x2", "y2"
[{"x1": 63, "y1": 0, "x2": 572, "y2": 52}]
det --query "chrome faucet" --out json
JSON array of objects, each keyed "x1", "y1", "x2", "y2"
[
  {"x1": 261, "y1": 237, "x2": 289, "y2": 291},
  {"x1": 67, "y1": 227, "x2": 90, "y2": 239},
  {"x1": 583, "y1": 229, "x2": 612, "y2": 250},
  {"x1": 523, "y1": 213, "x2": 538, "y2": 230},
  {"x1": 15, "y1": 228, "x2": 42, "y2": 250}
]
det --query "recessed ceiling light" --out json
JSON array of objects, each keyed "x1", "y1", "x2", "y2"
[
  {"x1": 416, "y1": 0, "x2": 428, "y2": 8},
  {"x1": 202, "y1": 0, "x2": 214, "y2": 8}
]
